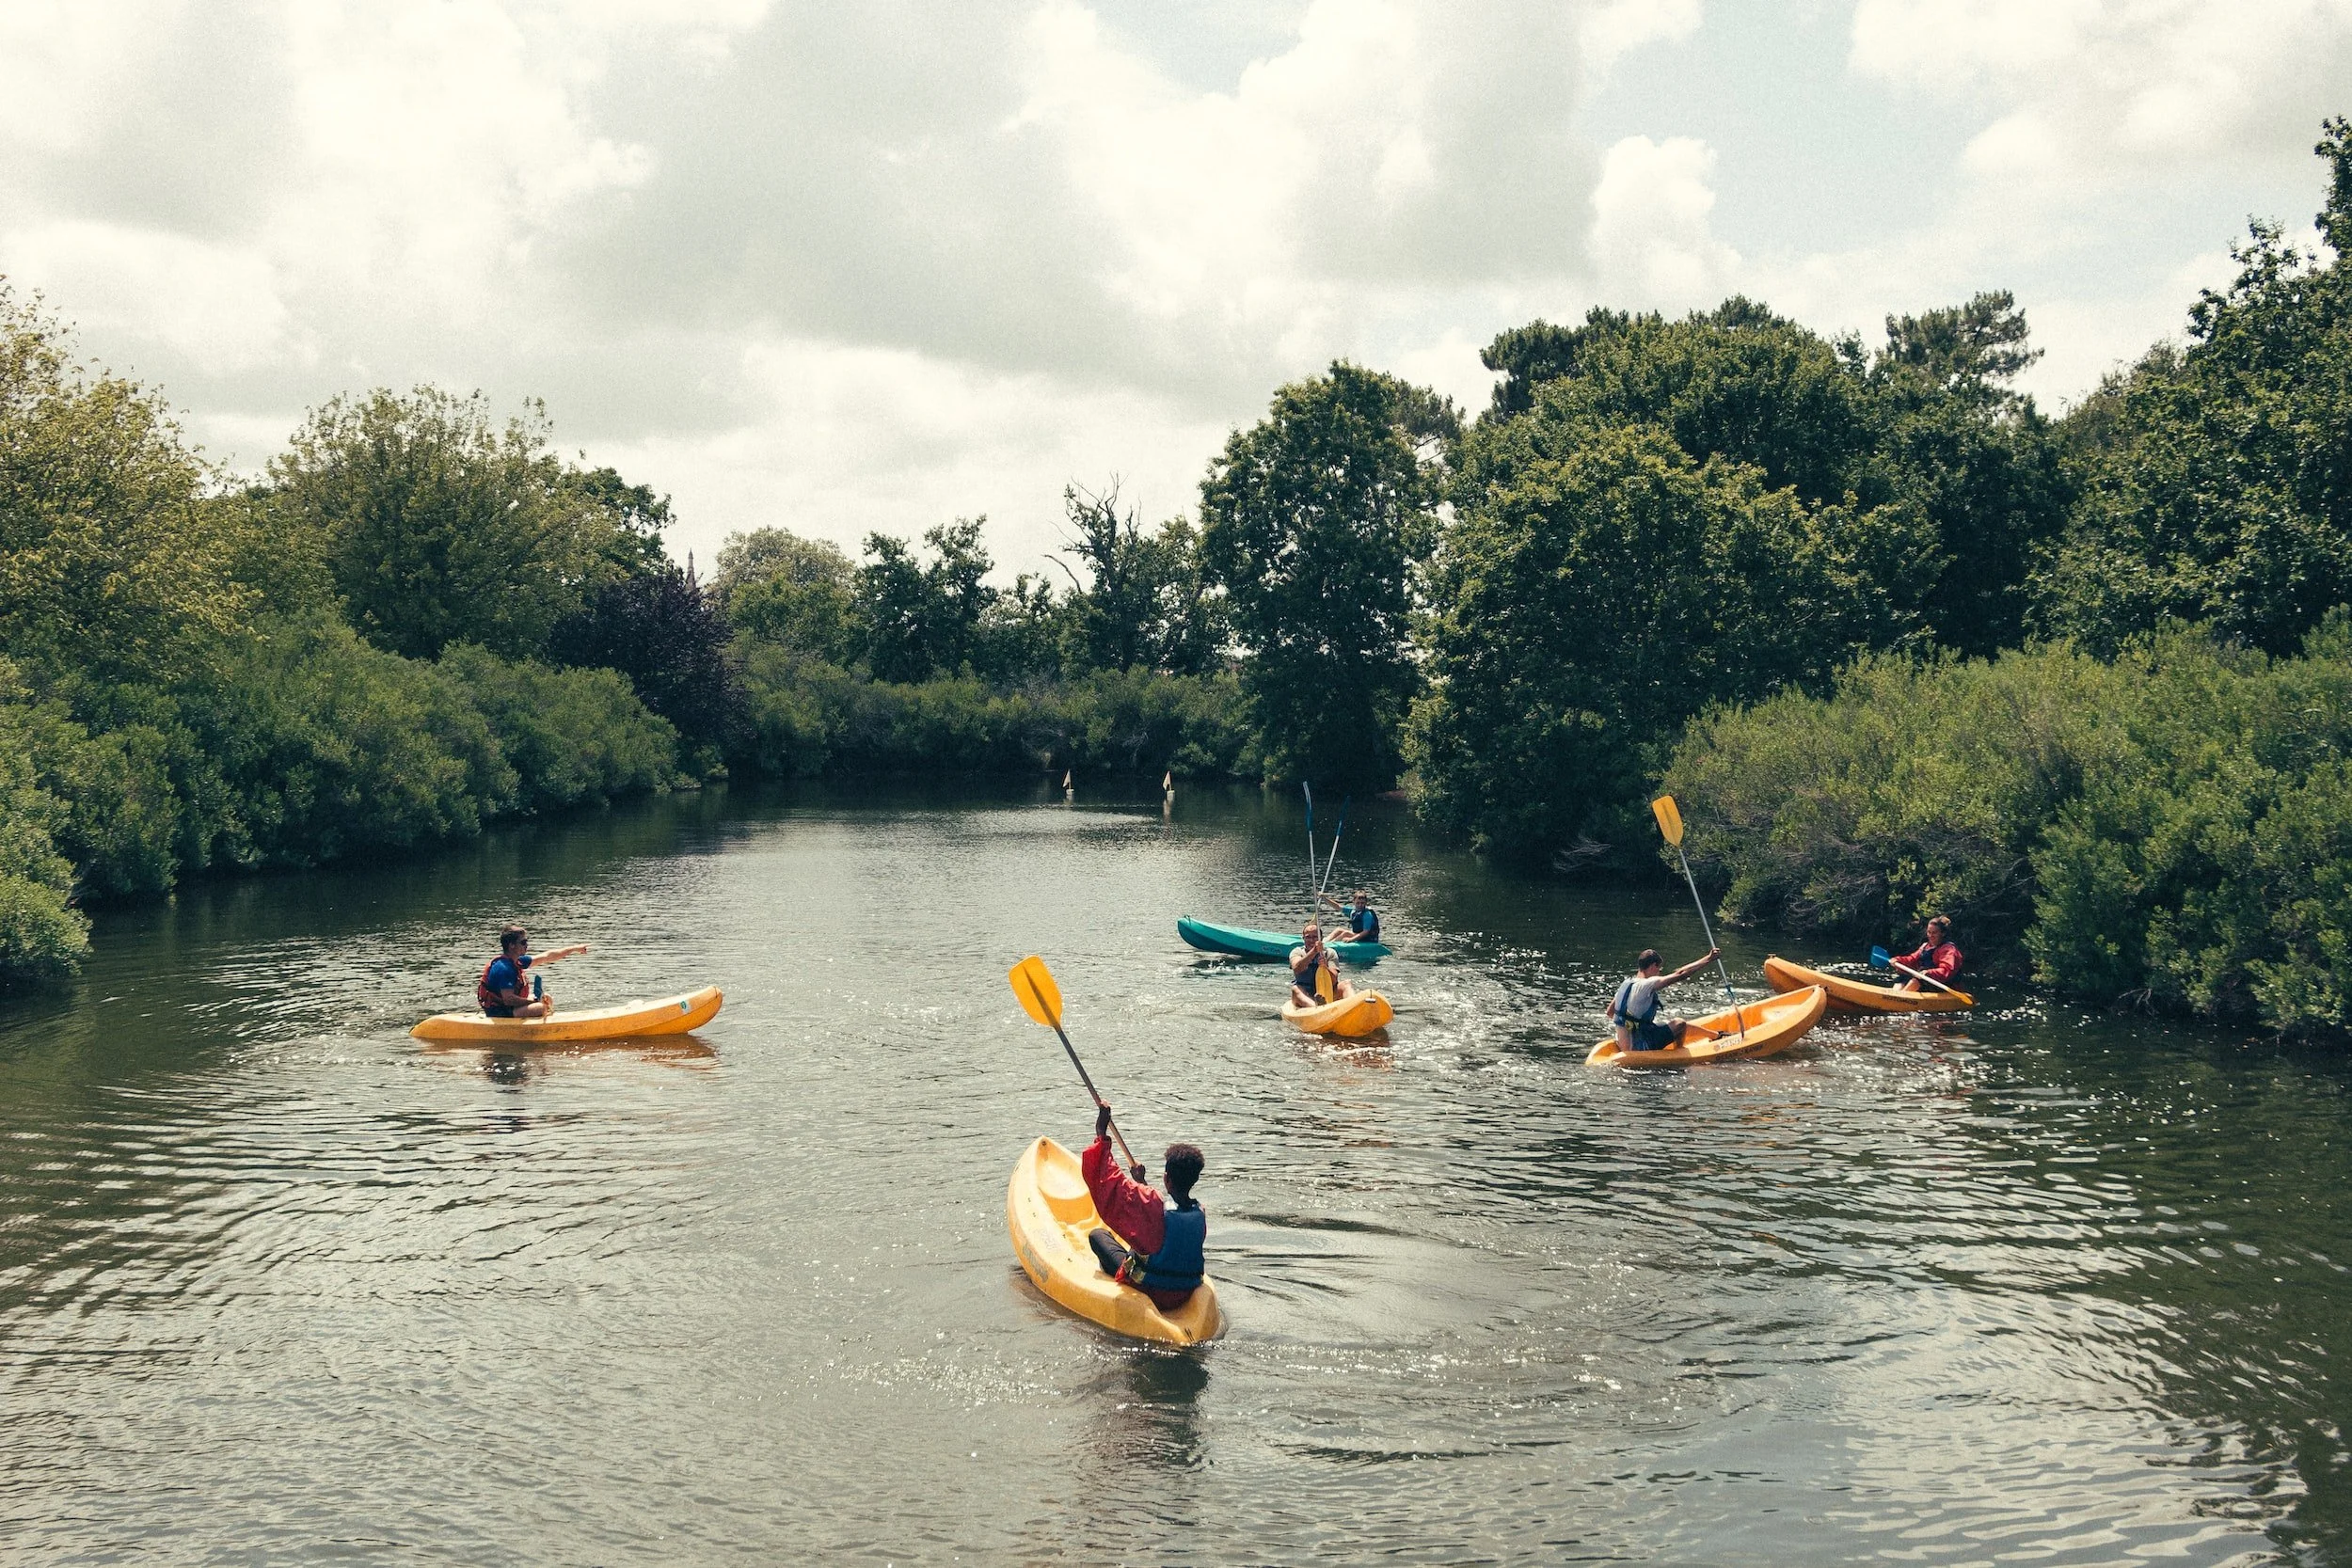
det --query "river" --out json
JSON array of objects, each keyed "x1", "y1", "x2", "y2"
[{"x1": 2, "y1": 784, "x2": 2346, "y2": 1563}]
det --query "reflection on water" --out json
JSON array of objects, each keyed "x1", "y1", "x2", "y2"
[{"x1": 0, "y1": 780, "x2": 2347, "y2": 1563}]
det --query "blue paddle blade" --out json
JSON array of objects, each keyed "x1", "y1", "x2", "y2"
[{"x1": 1870, "y1": 945, "x2": 1891, "y2": 968}]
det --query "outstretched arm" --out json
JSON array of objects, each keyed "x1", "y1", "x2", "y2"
[
  {"x1": 534, "y1": 943, "x2": 590, "y2": 964},
  {"x1": 1665, "y1": 947, "x2": 1722, "y2": 985}
]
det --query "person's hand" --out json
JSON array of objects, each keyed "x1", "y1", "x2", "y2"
[
  {"x1": 1131, "y1": 1164, "x2": 1148, "y2": 1182},
  {"x1": 1095, "y1": 1101, "x2": 1112, "y2": 1137},
  {"x1": 1706, "y1": 946, "x2": 1721, "y2": 961}
]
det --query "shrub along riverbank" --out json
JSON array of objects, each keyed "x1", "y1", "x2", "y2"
[{"x1": 1664, "y1": 626, "x2": 2352, "y2": 1037}]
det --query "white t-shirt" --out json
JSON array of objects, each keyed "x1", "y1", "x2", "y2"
[{"x1": 1613, "y1": 974, "x2": 1668, "y2": 1025}]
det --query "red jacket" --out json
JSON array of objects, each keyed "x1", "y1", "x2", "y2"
[
  {"x1": 1081, "y1": 1133, "x2": 1165, "y2": 1254},
  {"x1": 1898, "y1": 939, "x2": 1963, "y2": 983}
]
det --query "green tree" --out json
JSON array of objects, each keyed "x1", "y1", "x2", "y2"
[
  {"x1": 854, "y1": 519, "x2": 994, "y2": 683},
  {"x1": 716, "y1": 527, "x2": 859, "y2": 661},
  {"x1": 270, "y1": 388, "x2": 655, "y2": 660},
  {"x1": 2037, "y1": 119, "x2": 2352, "y2": 655},
  {"x1": 1054, "y1": 482, "x2": 1228, "y2": 675},
  {"x1": 1200, "y1": 363, "x2": 1454, "y2": 784},
  {"x1": 1410, "y1": 421, "x2": 1922, "y2": 861}
]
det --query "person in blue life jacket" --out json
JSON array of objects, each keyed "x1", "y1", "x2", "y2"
[
  {"x1": 1320, "y1": 888, "x2": 1381, "y2": 944},
  {"x1": 1289, "y1": 922, "x2": 1352, "y2": 1008},
  {"x1": 476, "y1": 925, "x2": 590, "y2": 1019},
  {"x1": 1081, "y1": 1102, "x2": 1207, "y2": 1310},
  {"x1": 1608, "y1": 945, "x2": 1724, "y2": 1053}
]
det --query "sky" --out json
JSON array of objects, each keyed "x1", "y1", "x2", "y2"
[{"x1": 4, "y1": 0, "x2": 2349, "y2": 575}]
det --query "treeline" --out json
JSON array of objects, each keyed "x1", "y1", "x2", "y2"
[{"x1": 8, "y1": 118, "x2": 2352, "y2": 1036}]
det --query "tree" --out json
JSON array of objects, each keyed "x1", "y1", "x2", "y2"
[
  {"x1": 547, "y1": 558, "x2": 739, "y2": 757},
  {"x1": 1199, "y1": 363, "x2": 1454, "y2": 785},
  {"x1": 1054, "y1": 481, "x2": 1228, "y2": 675},
  {"x1": 854, "y1": 519, "x2": 995, "y2": 683},
  {"x1": 2036, "y1": 119, "x2": 2352, "y2": 656},
  {"x1": 717, "y1": 527, "x2": 859, "y2": 662},
  {"x1": 270, "y1": 388, "x2": 653, "y2": 660},
  {"x1": 1408, "y1": 422, "x2": 1923, "y2": 862}
]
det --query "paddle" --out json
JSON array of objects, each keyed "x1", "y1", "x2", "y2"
[
  {"x1": 1315, "y1": 795, "x2": 1350, "y2": 910},
  {"x1": 1870, "y1": 945, "x2": 1975, "y2": 1005},
  {"x1": 1009, "y1": 955, "x2": 1140, "y2": 1172},
  {"x1": 1649, "y1": 795, "x2": 1744, "y2": 1040},
  {"x1": 1302, "y1": 782, "x2": 1317, "y2": 924}
]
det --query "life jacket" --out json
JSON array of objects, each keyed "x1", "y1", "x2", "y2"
[
  {"x1": 1133, "y1": 1200, "x2": 1206, "y2": 1292},
  {"x1": 1612, "y1": 976, "x2": 1659, "y2": 1028},
  {"x1": 1293, "y1": 947, "x2": 1336, "y2": 1003},
  {"x1": 477, "y1": 956, "x2": 526, "y2": 1013}
]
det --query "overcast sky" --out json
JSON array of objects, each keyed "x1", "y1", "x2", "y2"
[{"x1": 5, "y1": 0, "x2": 2349, "y2": 574}]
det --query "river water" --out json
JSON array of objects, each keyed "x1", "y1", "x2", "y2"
[{"x1": 2, "y1": 784, "x2": 2346, "y2": 1564}]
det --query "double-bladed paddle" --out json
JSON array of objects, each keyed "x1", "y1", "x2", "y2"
[
  {"x1": 1869, "y1": 945, "x2": 1975, "y2": 1005},
  {"x1": 1009, "y1": 955, "x2": 1140, "y2": 1172}
]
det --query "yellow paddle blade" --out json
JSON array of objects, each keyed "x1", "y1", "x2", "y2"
[
  {"x1": 1009, "y1": 956, "x2": 1063, "y2": 1028},
  {"x1": 1650, "y1": 794, "x2": 1685, "y2": 847}
]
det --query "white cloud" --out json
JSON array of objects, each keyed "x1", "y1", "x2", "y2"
[
  {"x1": 1579, "y1": 0, "x2": 1702, "y2": 76},
  {"x1": 1590, "y1": 135, "x2": 1740, "y2": 308},
  {"x1": 1, "y1": 220, "x2": 296, "y2": 372}
]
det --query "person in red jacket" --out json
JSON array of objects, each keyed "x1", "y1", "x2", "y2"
[
  {"x1": 1893, "y1": 915, "x2": 1963, "y2": 991},
  {"x1": 1080, "y1": 1102, "x2": 1207, "y2": 1310}
]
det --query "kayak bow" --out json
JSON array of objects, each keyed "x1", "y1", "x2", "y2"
[{"x1": 1763, "y1": 956, "x2": 1970, "y2": 1013}]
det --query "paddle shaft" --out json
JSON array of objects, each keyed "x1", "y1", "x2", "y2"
[
  {"x1": 1044, "y1": 1016, "x2": 1140, "y2": 1170},
  {"x1": 1315, "y1": 798, "x2": 1350, "y2": 907},
  {"x1": 1672, "y1": 843, "x2": 1745, "y2": 1039},
  {"x1": 1886, "y1": 955, "x2": 1961, "y2": 996}
]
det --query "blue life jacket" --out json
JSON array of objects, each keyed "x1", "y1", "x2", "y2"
[
  {"x1": 1136, "y1": 1200, "x2": 1206, "y2": 1291},
  {"x1": 1349, "y1": 906, "x2": 1379, "y2": 940}
]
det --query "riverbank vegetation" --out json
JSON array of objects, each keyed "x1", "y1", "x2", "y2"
[{"x1": 5, "y1": 118, "x2": 2349, "y2": 1031}]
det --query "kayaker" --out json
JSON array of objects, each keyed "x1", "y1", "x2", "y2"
[
  {"x1": 1321, "y1": 889, "x2": 1382, "y2": 944},
  {"x1": 1608, "y1": 946, "x2": 1724, "y2": 1053},
  {"x1": 1081, "y1": 1102, "x2": 1206, "y2": 1309},
  {"x1": 1891, "y1": 916, "x2": 1963, "y2": 992},
  {"x1": 1290, "y1": 923, "x2": 1351, "y2": 1008},
  {"x1": 477, "y1": 925, "x2": 589, "y2": 1019}
]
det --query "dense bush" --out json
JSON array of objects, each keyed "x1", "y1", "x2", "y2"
[
  {"x1": 1663, "y1": 626, "x2": 2352, "y2": 1037},
  {"x1": 733, "y1": 646, "x2": 1250, "y2": 782}
]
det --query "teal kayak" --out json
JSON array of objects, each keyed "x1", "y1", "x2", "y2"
[{"x1": 1177, "y1": 916, "x2": 1390, "y2": 964}]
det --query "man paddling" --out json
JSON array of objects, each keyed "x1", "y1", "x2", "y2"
[
  {"x1": 1289, "y1": 922, "x2": 1352, "y2": 1008},
  {"x1": 1082, "y1": 1102, "x2": 1206, "y2": 1309},
  {"x1": 1608, "y1": 946, "x2": 1724, "y2": 1053},
  {"x1": 478, "y1": 925, "x2": 589, "y2": 1019},
  {"x1": 1320, "y1": 888, "x2": 1382, "y2": 945},
  {"x1": 1891, "y1": 916, "x2": 1962, "y2": 992}
]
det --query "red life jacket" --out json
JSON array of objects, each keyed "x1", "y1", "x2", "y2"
[{"x1": 477, "y1": 957, "x2": 526, "y2": 1012}]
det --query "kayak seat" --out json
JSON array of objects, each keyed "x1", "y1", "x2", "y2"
[{"x1": 1039, "y1": 1156, "x2": 1095, "y2": 1223}]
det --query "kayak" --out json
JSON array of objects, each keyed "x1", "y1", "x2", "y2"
[
  {"x1": 1585, "y1": 985, "x2": 1826, "y2": 1067},
  {"x1": 410, "y1": 986, "x2": 723, "y2": 1043},
  {"x1": 1006, "y1": 1136, "x2": 1222, "y2": 1345},
  {"x1": 1279, "y1": 990, "x2": 1395, "y2": 1037},
  {"x1": 1763, "y1": 955, "x2": 1971, "y2": 1013},
  {"x1": 1178, "y1": 916, "x2": 1390, "y2": 964}
]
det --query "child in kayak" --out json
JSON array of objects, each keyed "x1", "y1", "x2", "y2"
[
  {"x1": 1608, "y1": 945, "x2": 1724, "y2": 1053},
  {"x1": 1321, "y1": 889, "x2": 1382, "y2": 945},
  {"x1": 1289, "y1": 922, "x2": 1352, "y2": 1008},
  {"x1": 477, "y1": 925, "x2": 590, "y2": 1019},
  {"x1": 1082, "y1": 1102, "x2": 1206, "y2": 1309},
  {"x1": 1891, "y1": 916, "x2": 1963, "y2": 991}
]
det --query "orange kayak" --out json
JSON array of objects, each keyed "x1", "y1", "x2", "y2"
[
  {"x1": 1280, "y1": 990, "x2": 1394, "y2": 1037},
  {"x1": 1763, "y1": 956, "x2": 1970, "y2": 1013},
  {"x1": 1006, "y1": 1137, "x2": 1222, "y2": 1344},
  {"x1": 1586, "y1": 985, "x2": 1827, "y2": 1067},
  {"x1": 410, "y1": 986, "x2": 723, "y2": 1043}
]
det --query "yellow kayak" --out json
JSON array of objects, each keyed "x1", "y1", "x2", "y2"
[
  {"x1": 1586, "y1": 985, "x2": 1826, "y2": 1067},
  {"x1": 1763, "y1": 955, "x2": 1972, "y2": 1012},
  {"x1": 410, "y1": 986, "x2": 723, "y2": 1043},
  {"x1": 1279, "y1": 990, "x2": 1394, "y2": 1037},
  {"x1": 1006, "y1": 1137, "x2": 1222, "y2": 1345}
]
